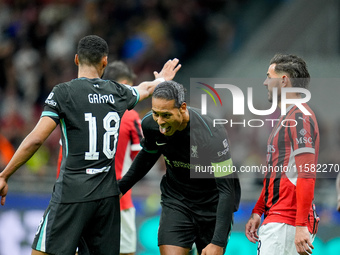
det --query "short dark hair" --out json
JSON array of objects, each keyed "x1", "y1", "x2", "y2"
[
  {"x1": 77, "y1": 35, "x2": 108, "y2": 65},
  {"x1": 270, "y1": 53, "x2": 310, "y2": 89},
  {"x1": 102, "y1": 61, "x2": 136, "y2": 83},
  {"x1": 153, "y1": 81, "x2": 186, "y2": 108}
]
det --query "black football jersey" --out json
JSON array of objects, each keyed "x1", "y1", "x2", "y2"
[
  {"x1": 141, "y1": 107, "x2": 240, "y2": 215},
  {"x1": 42, "y1": 77, "x2": 139, "y2": 203}
]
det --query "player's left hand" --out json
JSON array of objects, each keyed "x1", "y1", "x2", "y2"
[
  {"x1": 154, "y1": 58, "x2": 181, "y2": 81},
  {"x1": 295, "y1": 226, "x2": 314, "y2": 255},
  {"x1": 201, "y1": 243, "x2": 224, "y2": 255}
]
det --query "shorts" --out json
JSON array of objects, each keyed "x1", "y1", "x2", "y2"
[
  {"x1": 258, "y1": 223, "x2": 316, "y2": 255},
  {"x1": 158, "y1": 204, "x2": 232, "y2": 254},
  {"x1": 120, "y1": 207, "x2": 137, "y2": 254},
  {"x1": 32, "y1": 196, "x2": 120, "y2": 255}
]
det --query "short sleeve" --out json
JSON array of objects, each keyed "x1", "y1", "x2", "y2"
[
  {"x1": 117, "y1": 83, "x2": 140, "y2": 110},
  {"x1": 41, "y1": 85, "x2": 64, "y2": 122}
]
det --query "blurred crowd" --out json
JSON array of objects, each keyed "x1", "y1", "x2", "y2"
[
  {"x1": 0, "y1": 0, "x2": 244, "y2": 184},
  {"x1": 0, "y1": 0, "x2": 339, "y2": 217}
]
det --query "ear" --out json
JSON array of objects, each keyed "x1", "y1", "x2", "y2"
[
  {"x1": 74, "y1": 54, "x2": 79, "y2": 66},
  {"x1": 281, "y1": 75, "x2": 289, "y2": 87},
  {"x1": 180, "y1": 102, "x2": 187, "y2": 113},
  {"x1": 102, "y1": 56, "x2": 108, "y2": 69}
]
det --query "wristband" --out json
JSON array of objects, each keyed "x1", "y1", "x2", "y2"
[{"x1": 155, "y1": 78, "x2": 165, "y2": 83}]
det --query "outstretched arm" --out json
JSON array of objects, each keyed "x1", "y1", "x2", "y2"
[
  {"x1": 119, "y1": 149, "x2": 161, "y2": 195},
  {"x1": 135, "y1": 58, "x2": 181, "y2": 102},
  {"x1": 0, "y1": 117, "x2": 57, "y2": 205}
]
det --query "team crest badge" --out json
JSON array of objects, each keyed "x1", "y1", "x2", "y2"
[{"x1": 191, "y1": 145, "x2": 198, "y2": 158}]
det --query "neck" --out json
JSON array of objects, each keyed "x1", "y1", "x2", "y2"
[
  {"x1": 178, "y1": 109, "x2": 190, "y2": 131},
  {"x1": 278, "y1": 92, "x2": 301, "y2": 111},
  {"x1": 78, "y1": 65, "x2": 102, "y2": 79}
]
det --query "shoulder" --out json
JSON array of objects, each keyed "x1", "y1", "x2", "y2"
[
  {"x1": 141, "y1": 112, "x2": 156, "y2": 127},
  {"x1": 46, "y1": 82, "x2": 70, "y2": 100},
  {"x1": 288, "y1": 104, "x2": 318, "y2": 126},
  {"x1": 289, "y1": 103, "x2": 316, "y2": 118},
  {"x1": 124, "y1": 109, "x2": 140, "y2": 119},
  {"x1": 53, "y1": 81, "x2": 70, "y2": 91},
  {"x1": 189, "y1": 107, "x2": 217, "y2": 137},
  {"x1": 121, "y1": 109, "x2": 140, "y2": 125},
  {"x1": 141, "y1": 112, "x2": 158, "y2": 133},
  {"x1": 105, "y1": 80, "x2": 137, "y2": 94}
]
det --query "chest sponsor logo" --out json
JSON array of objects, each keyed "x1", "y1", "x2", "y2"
[{"x1": 295, "y1": 137, "x2": 313, "y2": 145}]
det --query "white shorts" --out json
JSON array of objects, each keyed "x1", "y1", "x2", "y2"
[
  {"x1": 258, "y1": 223, "x2": 315, "y2": 255},
  {"x1": 120, "y1": 207, "x2": 137, "y2": 254}
]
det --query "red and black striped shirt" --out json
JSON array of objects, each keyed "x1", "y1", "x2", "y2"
[{"x1": 253, "y1": 103, "x2": 320, "y2": 233}]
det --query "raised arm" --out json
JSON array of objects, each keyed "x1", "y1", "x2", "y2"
[{"x1": 135, "y1": 58, "x2": 181, "y2": 102}]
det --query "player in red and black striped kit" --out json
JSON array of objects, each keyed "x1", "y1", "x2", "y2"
[{"x1": 245, "y1": 54, "x2": 320, "y2": 255}]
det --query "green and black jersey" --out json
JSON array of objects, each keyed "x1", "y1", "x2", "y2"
[
  {"x1": 140, "y1": 107, "x2": 240, "y2": 214},
  {"x1": 42, "y1": 77, "x2": 139, "y2": 203},
  {"x1": 120, "y1": 107, "x2": 241, "y2": 247}
]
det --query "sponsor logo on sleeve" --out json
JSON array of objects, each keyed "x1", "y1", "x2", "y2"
[
  {"x1": 217, "y1": 139, "x2": 230, "y2": 157},
  {"x1": 45, "y1": 92, "x2": 57, "y2": 106}
]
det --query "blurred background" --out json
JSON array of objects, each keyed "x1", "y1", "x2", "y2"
[{"x1": 0, "y1": 0, "x2": 339, "y2": 254}]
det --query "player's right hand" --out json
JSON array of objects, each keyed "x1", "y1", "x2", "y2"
[
  {"x1": 154, "y1": 58, "x2": 181, "y2": 81},
  {"x1": 0, "y1": 177, "x2": 8, "y2": 206},
  {"x1": 245, "y1": 213, "x2": 261, "y2": 243}
]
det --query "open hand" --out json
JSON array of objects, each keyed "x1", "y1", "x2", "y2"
[{"x1": 154, "y1": 58, "x2": 181, "y2": 81}]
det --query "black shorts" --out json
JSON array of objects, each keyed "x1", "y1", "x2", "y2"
[
  {"x1": 158, "y1": 204, "x2": 232, "y2": 254},
  {"x1": 32, "y1": 196, "x2": 120, "y2": 255}
]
